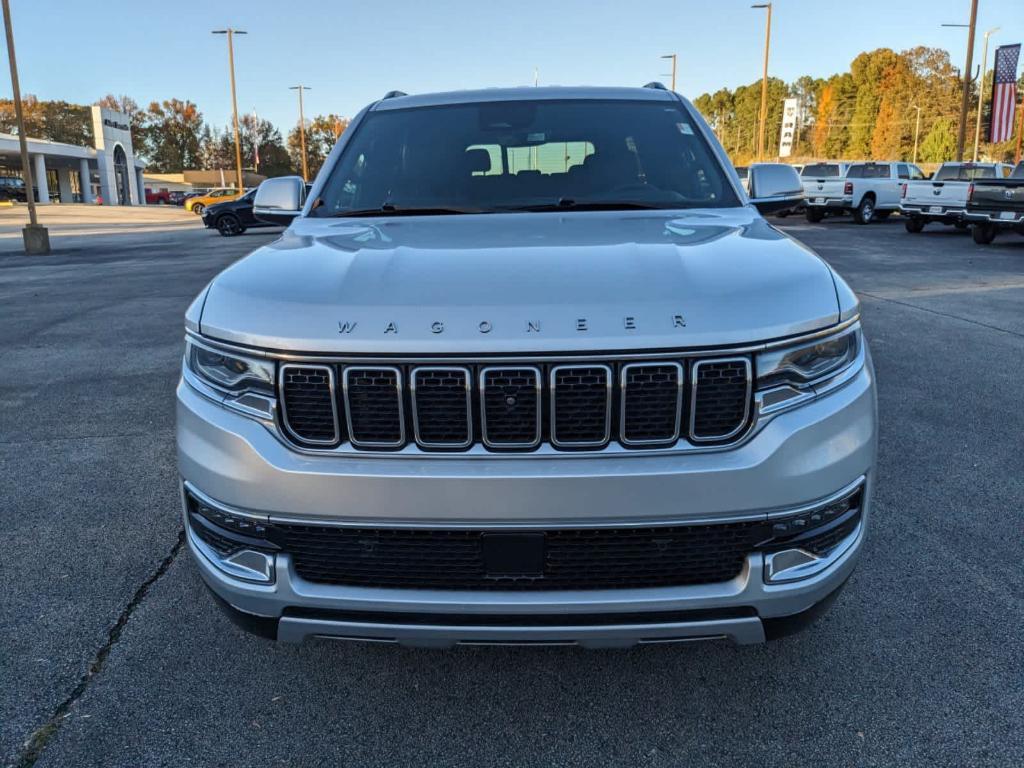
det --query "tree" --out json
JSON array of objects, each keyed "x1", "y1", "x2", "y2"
[
  {"x1": 238, "y1": 114, "x2": 291, "y2": 177},
  {"x1": 846, "y1": 48, "x2": 900, "y2": 158},
  {"x1": 144, "y1": 99, "x2": 205, "y2": 173},
  {"x1": 918, "y1": 117, "x2": 957, "y2": 162},
  {"x1": 288, "y1": 114, "x2": 349, "y2": 178},
  {"x1": 0, "y1": 95, "x2": 90, "y2": 145}
]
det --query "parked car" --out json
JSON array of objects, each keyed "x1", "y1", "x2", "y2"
[
  {"x1": 168, "y1": 190, "x2": 189, "y2": 206},
  {"x1": 800, "y1": 163, "x2": 848, "y2": 222},
  {"x1": 179, "y1": 85, "x2": 875, "y2": 647},
  {"x1": 0, "y1": 176, "x2": 28, "y2": 202},
  {"x1": 204, "y1": 183, "x2": 312, "y2": 236},
  {"x1": 964, "y1": 161, "x2": 1024, "y2": 244},
  {"x1": 901, "y1": 162, "x2": 1014, "y2": 232},
  {"x1": 185, "y1": 187, "x2": 244, "y2": 215},
  {"x1": 805, "y1": 161, "x2": 923, "y2": 224},
  {"x1": 145, "y1": 188, "x2": 171, "y2": 205}
]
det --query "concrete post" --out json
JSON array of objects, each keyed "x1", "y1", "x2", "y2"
[
  {"x1": 79, "y1": 159, "x2": 93, "y2": 203},
  {"x1": 136, "y1": 168, "x2": 147, "y2": 205},
  {"x1": 57, "y1": 167, "x2": 73, "y2": 204},
  {"x1": 32, "y1": 153, "x2": 49, "y2": 204}
]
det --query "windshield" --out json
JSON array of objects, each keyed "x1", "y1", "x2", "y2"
[
  {"x1": 934, "y1": 165, "x2": 996, "y2": 181},
  {"x1": 801, "y1": 163, "x2": 843, "y2": 178},
  {"x1": 312, "y1": 99, "x2": 740, "y2": 216}
]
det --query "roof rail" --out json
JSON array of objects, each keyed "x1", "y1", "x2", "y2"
[
  {"x1": 382, "y1": 90, "x2": 408, "y2": 99},
  {"x1": 643, "y1": 81, "x2": 667, "y2": 90}
]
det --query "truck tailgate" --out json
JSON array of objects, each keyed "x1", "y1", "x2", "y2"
[
  {"x1": 803, "y1": 179, "x2": 846, "y2": 200},
  {"x1": 904, "y1": 181, "x2": 967, "y2": 208}
]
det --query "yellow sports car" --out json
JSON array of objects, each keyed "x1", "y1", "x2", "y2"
[{"x1": 185, "y1": 188, "x2": 244, "y2": 215}]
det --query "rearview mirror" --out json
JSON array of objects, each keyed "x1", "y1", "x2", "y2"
[
  {"x1": 748, "y1": 164, "x2": 803, "y2": 216},
  {"x1": 253, "y1": 176, "x2": 307, "y2": 226}
]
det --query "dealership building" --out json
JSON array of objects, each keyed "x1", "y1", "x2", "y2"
[{"x1": 0, "y1": 106, "x2": 146, "y2": 205}]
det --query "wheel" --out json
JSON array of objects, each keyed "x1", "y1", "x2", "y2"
[
  {"x1": 805, "y1": 208, "x2": 824, "y2": 223},
  {"x1": 905, "y1": 218, "x2": 925, "y2": 233},
  {"x1": 972, "y1": 224, "x2": 997, "y2": 245},
  {"x1": 853, "y1": 196, "x2": 875, "y2": 224},
  {"x1": 216, "y1": 214, "x2": 245, "y2": 237},
  {"x1": 192, "y1": 203, "x2": 205, "y2": 215}
]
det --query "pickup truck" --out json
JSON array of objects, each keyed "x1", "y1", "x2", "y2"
[
  {"x1": 901, "y1": 162, "x2": 1013, "y2": 233},
  {"x1": 178, "y1": 85, "x2": 876, "y2": 647},
  {"x1": 801, "y1": 162, "x2": 847, "y2": 222},
  {"x1": 964, "y1": 162, "x2": 1024, "y2": 244},
  {"x1": 805, "y1": 161, "x2": 924, "y2": 224}
]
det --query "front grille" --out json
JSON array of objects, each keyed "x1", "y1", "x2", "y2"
[
  {"x1": 278, "y1": 355, "x2": 754, "y2": 453},
  {"x1": 272, "y1": 520, "x2": 767, "y2": 590},
  {"x1": 690, "y1": 359, "x2": 751, "y2": 441},
  {"x1": 280, "y1": 365, "x2": 339, "y2": 445},
  {"x1": 343, "y1": 367, "x2": 404, "y2": 447},
  {"x1": 551, "y1": 365, "x2": 612, "y2": 447}
]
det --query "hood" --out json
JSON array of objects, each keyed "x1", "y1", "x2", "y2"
[{"x1": 199, "y1": 208, "x2": 840, "y2": 353}]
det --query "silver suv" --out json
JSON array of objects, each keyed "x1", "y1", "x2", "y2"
[{"x1": 177, "y1": 86, "x2": 876, "y2": 647}]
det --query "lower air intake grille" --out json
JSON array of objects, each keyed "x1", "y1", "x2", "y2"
[
  {"x1": 280, "y1": 365, "x2": 338, "y2": 445},
  {"x1": 690, "y1": 359, "x2": 751, "y2": 441},
  {"x1": 272, "y1": 520, "x2": 767, "y2": 590},
  {"x1": 344, "y1": 367, "x2": 404, "y2": 447}
]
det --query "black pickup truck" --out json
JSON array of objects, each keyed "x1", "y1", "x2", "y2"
[{"x1": 965, "y1": 161, "x2": 1024, "y2": 244}]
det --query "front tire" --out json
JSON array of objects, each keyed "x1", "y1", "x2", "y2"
[
  {"x1": 216, "y1": 214, "x2": 245, "y2": 237},
  {"x1": 805, "y1": 207, "x2": 824, "y2": 223},
  {"x1": 905, "y1": 218, "x2": 925, "y2": 233},
  {"x1": 972, "y1": 224, "x2": 997, "y2": 245},
  {"x1": 853, "y1": 196, "x2": 875, "y2": 224}
]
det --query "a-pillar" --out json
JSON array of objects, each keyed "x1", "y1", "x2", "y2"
[
  {"x1": 32, "y1": 154, "x2": 49, "y2": 204},
  {"x1": 79, "y1": 159, "x2": 94, "y2": 203}
]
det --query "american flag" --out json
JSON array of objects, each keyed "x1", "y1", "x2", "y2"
[{"x1": 989, "y1": 44, "x2": 1020, "y2": 143}]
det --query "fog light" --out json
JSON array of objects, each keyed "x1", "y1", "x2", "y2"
[{"x1": 185, "y1": 488, "x2": 277, "y2": 584}]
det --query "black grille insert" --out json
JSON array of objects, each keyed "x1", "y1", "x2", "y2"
[
  {"x1": 272, "y1": 520, "x2": 768, "y2": 591},
  {"x1": 621, "y1": 363, "x2": 683, "y2": 444},
  {"x1": 280, "y1": 365, "x2": 339, "y2": 445},
  {"x1": 690, "y1": 359, "x2": 751, "y2": 441},
  {"x1": 343, "y1": 367, "x2": 404, "y2": 447},
  {"x1": 551, "y1": 365, "x2": 611, "y2": 447},
  {"x1": 481, "y1": 367, "x2": 541, "y2": 448},
  {"x1": 411, "y1": 367, "x2": 471, "y2": 447}
]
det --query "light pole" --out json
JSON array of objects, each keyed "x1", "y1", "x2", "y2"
[
  {"x1": 660, "y1": 54, "x2": 677, "y2": 92},
  {"x1": 2, "y1": 0, "x2": 48, "y2": 253},
  {"x1": 211, "y1": 28, "x2": 247, "y2": 193},
  {"x1": 973, "y1": 27, "x2": 999, "y2": 162},
  {"x1": 942, "y1": 0, "x2": 978, "y2": 161},
  {"x1": 911, "y1": 105, "x2": 922, "y2": 164},
  {"x1": 290, "y1": 85, "x2": 311, "y2": 181},
  {"x1": 752, "y1": 3, "x2": 772, "y2": 162}
]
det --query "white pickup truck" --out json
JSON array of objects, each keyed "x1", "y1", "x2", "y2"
[
  {"x1": 901, "y1": 162, "x2": 1014, "y2": 233},
  {"x1": 805, "y1": 161, "x2": 925, "y2": 224}
]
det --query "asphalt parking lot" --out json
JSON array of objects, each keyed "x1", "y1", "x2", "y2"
[{"x1": 2, "y1": 214, "x2": 1022, "y2": 768}]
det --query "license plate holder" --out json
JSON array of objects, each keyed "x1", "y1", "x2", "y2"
[
  {"x1": 481, "y1": 533, "x2": 545, "y2": 577},
  {"x1": 929, "y1": 205, "x2": 943, "y2": 214},
  {"x1": 999, "y1": 211, "x2": 1017, "y2": 220},
  {"x1": 814, "y1": 197, "x2": 825, "y2": 205}
]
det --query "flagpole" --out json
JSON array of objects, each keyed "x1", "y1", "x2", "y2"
[{"x1": 252, "y1": 106, "x2": 259, "y2": 174}]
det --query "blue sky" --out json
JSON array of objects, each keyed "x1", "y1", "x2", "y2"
[{"x1": 6, "y1": 0, "x2": 1024, "y2": 133}]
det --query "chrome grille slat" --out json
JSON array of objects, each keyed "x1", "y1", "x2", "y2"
[
  {"x1": 620, "y1": 362, "x2": 683, "y2": 445},
  {"x1": 343, "y1": 366, "x2": 405, "y2": 448},
  {"x1": 550, "y1": 364, "x2": 612, "y2": 448},
  {"x1": 689, "y1": 358, "x2": 752, "y2": 442},
  {"x1": 410, "y1": 367, "x2": 472, "y2": 448},
  {"x1": 278, "y1": 364, "x2": 340, "y2": 445},
  {"x1": 480, "y1": 367, "x2": 542, "y2": 448}
]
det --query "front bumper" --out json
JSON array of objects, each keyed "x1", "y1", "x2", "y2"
[{"x1": 177, "y1": 358, "x2": 877, "y2": 646}]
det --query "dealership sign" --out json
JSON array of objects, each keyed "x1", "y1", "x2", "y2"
[{"x1": 778, "y1": 98, "x2": 799, "y2": 158}]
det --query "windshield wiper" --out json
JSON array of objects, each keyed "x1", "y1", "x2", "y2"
[
  {"x1": 501, "y1": 198, "x2": 670, "y2": 212},
  {"x1": 330, "y1": 204, "x2": 484, "y2": 217}
]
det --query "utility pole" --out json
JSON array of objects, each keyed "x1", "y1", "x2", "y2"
[
  {"x1": 212, "y1": 28, "x2": 247, "y2": 192},
  {"x1": 973, "y1": 27, "x2": 999, "y2": 162},
  {"x1": 945, "y1": 0, "x2": 978, "y2": 161},
  {"x1": 1017, "y1": 100, "x2": 1024, "y2": 164},
  {"x1": 911, "y1": 105, "x2": 923, "y2": 164},
  {"x1": 290, "y1": 85, "x2": 311, "y2": 181},
  {"x1": 2, "y1": 0, "x2": 47, "y2": 253},
  {"x1": 660, "y1": 54, "x2": 677, "y2": 92},
  {"x1": 752, "y1": 3, "x2": 773, "y2": 161}
]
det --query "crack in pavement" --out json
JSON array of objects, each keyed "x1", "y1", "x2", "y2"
[
  {"x1": 858, "y1": 290, "x2": 1024, "y2": 340},
  {"x1": 10, "y1": 529, "x2": 186, "y2": 768}
]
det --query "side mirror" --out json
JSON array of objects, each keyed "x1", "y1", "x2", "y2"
[
  {"x1": 253, "y1": 176, "x2": 307, "y2": 226},
  {"x1": 748, "y1": 163, "x2": 804, "y2": 215}
]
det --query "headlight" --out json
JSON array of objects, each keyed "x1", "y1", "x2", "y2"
[
  {"x1": 756, "y1": 324, "x2": 861, "y2": 390},
  {"x1": 184, "y1": 338, "x2": 274, "y2": 396}
]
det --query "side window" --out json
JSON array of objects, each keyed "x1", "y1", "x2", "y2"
[
  {"x1": 910, "y1": 166, "x2": 925, "y2": 180},
  {"x1": 846, "y1": 165, "x2": 864, "y2": 178},
  {"x1": 897, "y1": 164, "x2": 909, "y2": 180}
]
